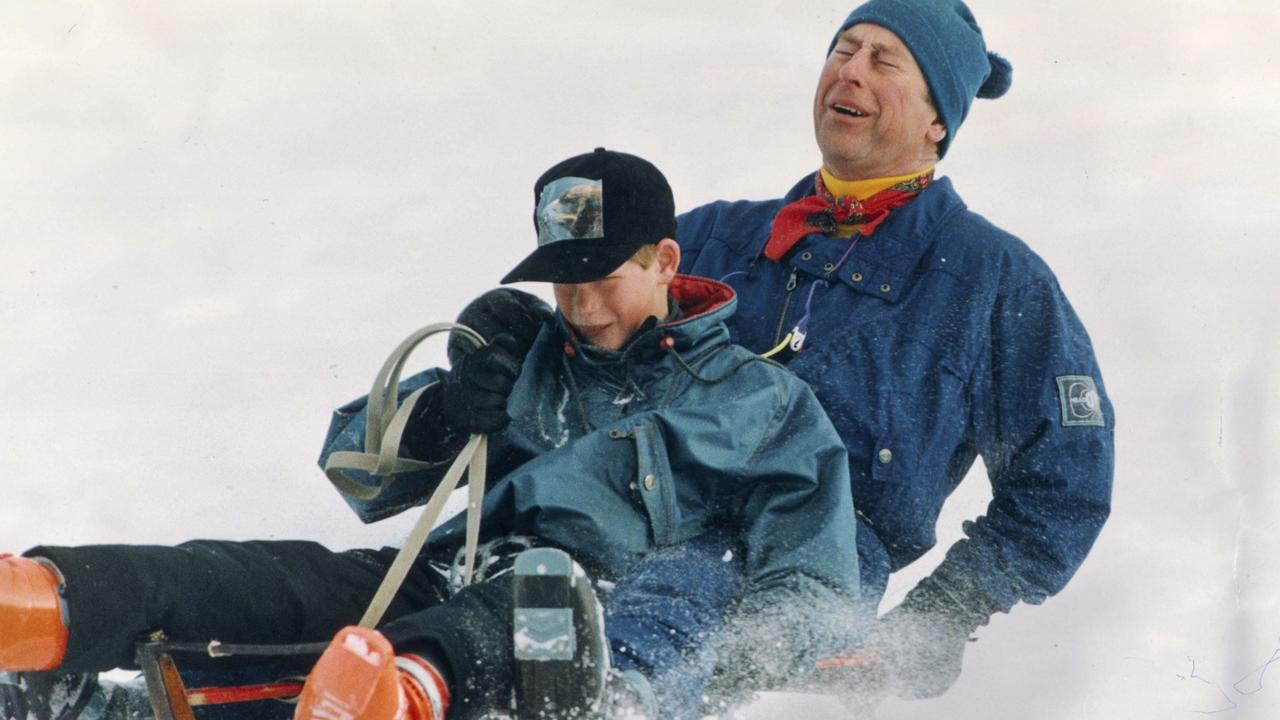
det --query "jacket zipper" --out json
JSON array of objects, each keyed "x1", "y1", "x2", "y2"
[{"x1": 772, "y1": 267, "x2": 799, "y2": 346}]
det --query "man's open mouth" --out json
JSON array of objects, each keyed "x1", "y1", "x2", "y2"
[{"x1": 832, "y1": 103, "x2": 869, "y2": 117}]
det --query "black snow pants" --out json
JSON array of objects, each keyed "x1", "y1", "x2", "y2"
[{"x1": 28, "y1": 539, "x2": 518, "y2": 718}]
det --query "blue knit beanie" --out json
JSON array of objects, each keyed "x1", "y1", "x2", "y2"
[{"x1": 830, "y1": 0, "x2": 1012, "y2": 158}]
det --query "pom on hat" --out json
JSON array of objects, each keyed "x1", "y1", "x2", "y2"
[{"x1": 978, "y1": 52, "x2": 1012, "y2": 99}]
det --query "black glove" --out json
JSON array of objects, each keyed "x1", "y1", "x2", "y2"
[
  {"x1": 438, "y1": 332, "x2": 524, "y2": 435},
  {"x1": 401, "y1": 330, "x2": 527, "y2": 461},
  {"x1": 866, "y1": 564, "x2": 1000, "y2": 700},
  {"x1": 448, "y1": 288, "x2": 553, "y2": 367}
]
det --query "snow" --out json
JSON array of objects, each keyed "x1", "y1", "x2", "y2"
[{"x1": 2, "y1": 2, "x2": 1278, "y2": 719}]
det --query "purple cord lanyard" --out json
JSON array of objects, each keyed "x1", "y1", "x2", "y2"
[
  {"x1": 786, "y1": 233, "x2": 863, "y2": 353},
  {"x1": 720, "y1": 233, "x2": 863, "y2": 359}
]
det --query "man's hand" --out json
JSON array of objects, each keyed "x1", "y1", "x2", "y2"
[
  {"x1": 448, "y1": 288, "x2": 552, "y2": 366},
  {"x1": 866, "y1": 566, "x2": 999, "y2": 700},
  {"x1": 866, "y1": 598, "x2": 971, "y2": 699},
  {"x1": 439, "y1": 333, "x2": 523, "y2": 435}
]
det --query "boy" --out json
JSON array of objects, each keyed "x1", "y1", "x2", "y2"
[{"x1": 0, "y1": 149, "x2": 860, "y2": 720}]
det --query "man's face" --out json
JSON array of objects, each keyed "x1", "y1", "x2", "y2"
[
  {"x1": 812, "y1": 23, "x2": 946, "y2": 180},
  {"x1": 553, "y1": 257, "x2": 670, "y2": 351}
]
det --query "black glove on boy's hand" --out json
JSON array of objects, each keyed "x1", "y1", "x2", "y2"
[
  {"x1": 438, "y1": 332, "x2": 524, "y2": 435},
  {"x1": 448, "y1": 288, "x2": 553, "y2": 367},
  {"x1": 403, "y1": 289, "x2": 545, "y2": 461}
]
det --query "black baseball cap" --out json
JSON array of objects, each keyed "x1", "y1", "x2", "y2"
[{"x1": 500, "y1": 148, "x2": 676, "y2": 284}]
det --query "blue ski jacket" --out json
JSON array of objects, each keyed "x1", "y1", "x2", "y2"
[
  {"x1": 676, "y1": 174, "x2": 1114, "y2": 610},
  {"x1": 319, "y1": 275, "x2": 860, "y2": 622}
]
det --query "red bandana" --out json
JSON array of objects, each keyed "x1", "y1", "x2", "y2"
[{"x1": 763, "y1": 170, "x2": 933, "y2": 261}]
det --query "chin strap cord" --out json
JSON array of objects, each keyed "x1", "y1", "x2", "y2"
[{"x1": 321, "y1": 322, "x2": 490, "y2": 628}]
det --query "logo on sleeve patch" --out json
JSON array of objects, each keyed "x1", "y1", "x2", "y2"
[{"x1": 1056, "y1": 375, "x2": 1105, "y2": 427}]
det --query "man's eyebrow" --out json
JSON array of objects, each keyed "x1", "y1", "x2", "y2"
[{"x1": 836, "y1": 31, "x2": 902, "y2": 57}]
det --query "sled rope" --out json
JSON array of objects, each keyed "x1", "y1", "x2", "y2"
[
  {"x1": 357, "y1": 433, "x2": 487, "y2": 629},
  {"x1": 320, "y1": 322, "x2": 490, "y2": 628}
]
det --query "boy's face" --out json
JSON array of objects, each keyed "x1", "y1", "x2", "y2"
[{"x1": 553, "y1": 243, "x2": 675, "y2": 351}]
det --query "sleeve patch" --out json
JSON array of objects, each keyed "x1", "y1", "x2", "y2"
[{"x1": 1056, "y1": 375, "x2": 1105, "y2": 427}]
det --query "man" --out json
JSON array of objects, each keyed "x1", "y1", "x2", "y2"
[
  {"x1": 0, "y1": 149, "x2": 861, "y2": 720},
  {"x1": 673, "y1": 0, "x2": 1114, "y2": 701},
  {"x1": 452, "y1": 0, "x2": 1112, "y2": 703}
]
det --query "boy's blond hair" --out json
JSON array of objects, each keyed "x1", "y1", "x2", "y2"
[{"x1": 629, "y1": 244, "x2": 658, "y2": 269}]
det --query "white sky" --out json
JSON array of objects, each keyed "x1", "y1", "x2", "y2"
[{"x1": 2, "y1": 2, "x2": 1278, "y2": 718}]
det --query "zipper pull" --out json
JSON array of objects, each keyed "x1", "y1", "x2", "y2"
[
  {"x1": 785, "y1": 268, "x2": 798, "y2": 292},
  {"x1": 788, "y1": 326, "x2": 807, "y2": 352}
]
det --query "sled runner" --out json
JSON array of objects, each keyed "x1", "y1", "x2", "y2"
[
  {"x1": 133, "y1": 642, "x2": 886, "y2": 720},
  {"x1": 135, "y1": 638, "x2": 324, "y2": 720}
]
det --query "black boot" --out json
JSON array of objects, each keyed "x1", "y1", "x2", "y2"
[{"x1": 511, "y1": 548, "x2": 608, "y2": 719}]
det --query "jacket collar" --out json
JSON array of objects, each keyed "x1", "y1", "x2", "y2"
[
  {"x1": 557, "y1": 274, "x2": 736, "y2": 366},
  {"x1": 774, "y1": 172, "x2": 966, "y2": 302}
]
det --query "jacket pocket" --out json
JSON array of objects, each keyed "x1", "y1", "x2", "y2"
[
  {"x1": 615, "y1": 420, "x2": 679, "y2": 547},
  {"x1": 858, "y1": 388, "x2": 923, "y2": 526}
]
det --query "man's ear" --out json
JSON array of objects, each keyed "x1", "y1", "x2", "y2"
[
  {"x1": 927, "y1": 120, "x2": 947, "y2": 145},
  {"x1": 654, "y1": 237, "x2": 680, "y2": 281}
]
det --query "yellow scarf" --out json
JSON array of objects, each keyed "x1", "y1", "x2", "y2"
[{"x1": 819, "y1": 167, "x2": 935, "y2": 238}]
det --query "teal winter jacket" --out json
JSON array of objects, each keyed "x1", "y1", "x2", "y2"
[{"x1": 319, "y1": 275, "x2": 860, "y2": 620}]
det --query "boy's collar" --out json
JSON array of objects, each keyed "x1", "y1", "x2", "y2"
[
  {"x1": 564, "y1": 294, "x2": 681, "y2": 357},
  {"x1": 557, "y1": 275, "x2": 735, "y2": 360}
]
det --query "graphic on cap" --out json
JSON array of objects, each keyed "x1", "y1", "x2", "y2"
[{"x1": 536, "y1": 177, "x2": 604, "y2": 246}]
